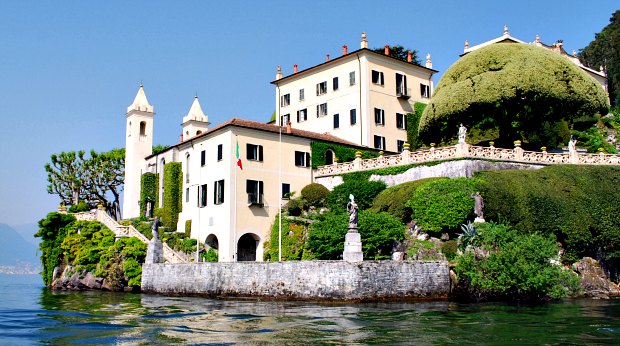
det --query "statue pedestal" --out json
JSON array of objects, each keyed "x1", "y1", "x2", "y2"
[
  {"x1": 343, "y1": 231, "x2": 363, "y2": 262},
  {"x1": 145, "y1": 239, "x2": 164, "y2": 264},
  {"x1": 474, "y1": 217, "x2": 486, "y2": 223}
]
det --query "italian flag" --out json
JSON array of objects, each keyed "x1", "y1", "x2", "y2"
[{"x1": 236, "y1": 140, "x2": 243, "y2": 170}]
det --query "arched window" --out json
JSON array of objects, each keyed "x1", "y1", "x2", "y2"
[
  {"x1": 325, "y1": 149, "x2": 335, "y2": 165},
  {"x1": 140, "y1": 121, "x2": 146, "y2": 136},
  {"x1": 185, "y1": 153, "x2": 190, "y2": 183},
  {"x1": 196, "y1": 130, "x2": 202, "y2": 135}
]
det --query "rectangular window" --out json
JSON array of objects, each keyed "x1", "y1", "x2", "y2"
[
  {"x1": 317, "y1": 103, "x2": 328, "y2": 117},
  {"x1": 333, "y1": 113, "x2": 339, "y2": 129},
  {"x1": 349, "y1": 71, "x2": 355, "y2": 85},
  {"x1": 374, "y1": 135, "x2": 386, "y2": 150},
  {"x1": 200, "y1": 184, "x2": 207, "y2": 207},
  {"x1": 295, "y1": 151, "x2": 311, "y2": 167},
  {"x1": 297, "y1": 108, "x2": 307, "y2": 122},
  {"x1": 282, "y1": 183, "x2": 291, "y2": 199},
  {"x1": 217, "y1": 144, "x2": 223, "y2": 161},
  {"x1": 280, "y1": 114, "x2": 290, "y2": 125},
  {"x1": 246, "y1": 179, "x2": 264, "y2": 205},
  {"x1": 397, "y1": 140, "x2": 405, "y2": 153},
  {"x1": 372, "y1": 70, "x2": 384, "y2": 85},
  {"x1": 350, "y1": 109, "x2": 357, "y2": 125},
  {"x1": 316, "y1": 81, "x2": 327, "y2": 95},
  {"x1": 186, "y1": 187, "x2": 189, "y2": 203},
  {"x1": 396, "y1": 73, "x2": 408, "y2": 96},
  {"x1": 299, "y1": 88, "x2": 304, "y2": 101},
  {"x1": 280, "y1": 93, "x2": 290, "y2": 107},
  {"x1": 214, "y1": 180, "x2": 224, "y2": 205},
  {"x1": 200, "y1": 150, "x2": 206, "y2": 166},
  {"x1": 374, "y1": 108, "x2": 385, "y2": 125},
  {"x1": 333, "y1": 77, "x2": 339, "y2": 91},
  {"x1": 246, "y1": 143, "x2": 264, "y2": 161},
  {"x1": 396, "y1": 113, "x2": 406, "y2": 130},
  {"x1": 421, "y1": 84, "x2": 430, "y2": 98}
]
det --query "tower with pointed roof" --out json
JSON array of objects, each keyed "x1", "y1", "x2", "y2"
[
  {"x1": 123, "y1": 84, "x2": 155, "y2": 219},
  {"x1": 181, "y1": 96, "x2": 210, "y2": 140}
]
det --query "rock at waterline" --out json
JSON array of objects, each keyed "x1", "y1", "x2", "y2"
[{"x1": 573, "y1": 257, "x2": 620, "y2": 299}]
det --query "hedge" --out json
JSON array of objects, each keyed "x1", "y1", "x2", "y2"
[
  {"x1": 406, "y1": 102, "x2": 426, "y2": 149},
  {"x1": 327, "y1": 179, "x2": 386, "y2": 211},
  {"x1": 311, "y1": 141, "x2": 379, "y2": 169},
  {"x1": 264, "y1": 214, "x2": 308, "y2": 261},
  {"x1": 140, "y1": 172, "x2": 159, "y2": 216},
  {"x1": 475, "y1": 165, "x2": 620, "y2": 270},
  {"x1": 370, "y1": 177, "x2": 441, "y2": 222},
  {"x1": 161, "y1": 162, "x2": 183, "y2": 230}
]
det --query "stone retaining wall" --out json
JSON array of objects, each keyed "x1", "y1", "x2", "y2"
[{"x1": 141, "y1": 261, "x2": 450, "y2": 301}]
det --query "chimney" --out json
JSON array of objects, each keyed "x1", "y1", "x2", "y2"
[
  {"x1": 384, "y1": 44, "x2": 390, "y2": 56},
  {"x1": 464, "y1": 40, "x2": 469, "y2": 51},
  {"x1": 361, "y1": 32, "x2": 368, "y2": 49},
  {"x1": 425, "y1": 53, "x2": 432, "y2": 69},
  {"x1": 180, "y1": 133, "x2": 183, "y2": 142},
  {"x1": 286, "y1": 121, "x2": 292, "y2": 134},
  {"x1": 326, "y1": 54, "x2": 330, "y2": 62},
  {"x1": 342, "y1": 45, "x2": 348, "y2": 55},
  {"x1": 276, "y1": 65, "x2": 282, "y2": 80},
  {"x1": 293, "y1": 64, "x2": 298, "y2": 73},
  {"x1": 407, "y1": 51, "x2": 412, "y2": 63}
]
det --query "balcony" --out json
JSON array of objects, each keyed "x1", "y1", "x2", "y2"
[
  {"x1": 397, "y1": 87, "x2": 411, "y2": 99},
  {"x1": 247, "y1": 192, "x2": 264, "y2": 207}
]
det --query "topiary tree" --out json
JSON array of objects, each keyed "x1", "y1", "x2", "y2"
[
  {"x1": 301, "y1": 183, "x2": 330, "y2": 208},
  {"x1": 370, "y1": 178, "x2": 441, "y2": 222},
  {"x1": 420, "y1": 43, "x2": 609, "y2": 148}
]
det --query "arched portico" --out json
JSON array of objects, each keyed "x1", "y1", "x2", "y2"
[{"x1": 237, "y1": 233, "x2": 260, "y2": 261}]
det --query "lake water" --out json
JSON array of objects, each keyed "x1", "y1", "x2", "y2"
[{"x1": 1, "y1": 274, "x2": 620, "y2": 345}]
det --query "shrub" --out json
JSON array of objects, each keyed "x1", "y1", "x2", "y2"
[
  {"x1": 306, "y1": 210, "x2": 405, "y2": 260},
  {"x1": 286, "y1": 198, "x2": 305, "y2": 216},
  {"x1": 328, "y1": 180, "x2": 386, "y2": 211},
  {"x1": 475, "y1": 165, "x2": 620, "y2": 270},
  {"x1": 185, "y1": 220, "x2": 192, "y2": 237},
  {"x1": 406, "y1": 103, "x2": 426, "y2": 149},
  {"x1": 264, "y1": 214, "x2": 308, "y2": 261},
  {"x1": 406, "y1": 178, "x2": 477, "y2": 233},
  {"x1": 441, "y1": 240, "x2": 458, "y2": 261},
  {"x1": 139, "y1": 172, "x2": 159, "y2": 215},
  {"x1": 454, "y1": 222, "x2": 582, "y2": 301},
  {"x1": 161, "y1": 162, "x2": 183, "y2": 230},
  {"x1": 35, "y1": 213, "x2": 76, "y2": 286},
  {"x1": 370, "y1": 178, "x2": 440, "y2": 222},
  {"x1": 203, "y1": 248, "x2": 218, "y2": 262},
  {"x1": 301, "y1": 183, "x2": 330, "y2": 208},
  {"x1": 68, "y1": 200, "x2": 90, "y2": 213}
]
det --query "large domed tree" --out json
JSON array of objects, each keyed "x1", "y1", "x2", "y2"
[{"x1": 419, "y1": 44, "x2": 609, "y2": 148}]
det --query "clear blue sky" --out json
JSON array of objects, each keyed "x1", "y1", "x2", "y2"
[{"x1": 0, "y1": 1, "x2": 616, "y2": 226}]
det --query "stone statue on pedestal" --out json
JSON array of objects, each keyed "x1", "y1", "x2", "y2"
[
  {"x1": 343, "y1": 194, "x2": 363, "y2": 262},
  {"x1": 347, "y1": 194, "x2": 358, "y2": 231},
  {"x1": 458, "y1": 124, "x2": 467, "y2": 144},
  {"x1": 471, "y1": 192, "x2": 485, "y2": 223},
  {"x1": 145, "y1": 216, "x2": 164, "y2": 264}
]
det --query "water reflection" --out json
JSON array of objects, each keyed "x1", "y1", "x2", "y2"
[{"x1": 1, "y1": 275, "x2": 618, "y2": 345}]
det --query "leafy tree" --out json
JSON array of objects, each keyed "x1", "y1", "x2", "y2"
[
  {"x1": 372, "y1": 45, "x2": 421, "y2": 66},
  {"x1": 454, "y1": 222, "x2": 581, "y2": 301},
  {"x1": 579, "y1": 10, "x2": 620, "y2": 106},
  {"x1": 301, "y1": 183, "x2": 329, "y2": 208},
  {"x1": 45, "y1": 151, "x2": 88, "y2": 206},
  {"x1": 328, "y1": 180, "x2": 386, "y2": 211},
  {"x1": 420, "y1": 44, "x2": 609, "y2": 148},
  {"x1": 152, "y1": 144, "x2": 170, "y2": 155}
]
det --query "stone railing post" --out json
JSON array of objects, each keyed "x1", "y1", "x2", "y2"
[
  {"x1": 401, "y1": 143, "x2": 411, "y2": 164},
  {"x1": 354, "y1": 151, "x2": 362, "y2": 170},
  {"x1": 455, "y1": 143, "x2": 469, "y2": 158},
  {"x1": 514, "y1": 140, "x2": 523, "y2": 161}
]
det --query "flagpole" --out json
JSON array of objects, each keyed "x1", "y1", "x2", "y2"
[
  {"x1": 278, "y1": 125, "x2": 282, "y2": 262},
  {"x1": 234, "y1": 134, "x2": 237, "y2": 262}
]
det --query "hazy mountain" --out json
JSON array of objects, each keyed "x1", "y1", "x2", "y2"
[
  {"x1": 12, "y1": 222, "x2": 40, "y2": 246},
  {"x1": 0, "y1": 223, "x2": 39, "y2": 265}
]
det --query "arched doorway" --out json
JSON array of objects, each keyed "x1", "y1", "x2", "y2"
[
  {"x1": 325, "y1": 149, "x2": 335, "y2": 165},
  {"x1": 237, "y1": 233, "x2": 259, "y2": 261},
  {"x1": 205, "y1": 234, "x2": 219, "y2": 250}
]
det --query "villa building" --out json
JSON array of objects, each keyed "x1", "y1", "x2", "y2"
[
  {"x1": 272, "y1": 32, "x2": 437, "y2": 153},
  {"x1": 462, "y1": 25, "x2": 608, "y2": 95}
]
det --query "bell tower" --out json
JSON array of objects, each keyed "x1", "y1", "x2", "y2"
[{"x1": 123, "y1": 83, "x2": 155, "y2": 219}]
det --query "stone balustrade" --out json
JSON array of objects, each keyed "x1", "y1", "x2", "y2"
[{"x1": 315, "y1": 143, "x2": 620, "y2": 177}]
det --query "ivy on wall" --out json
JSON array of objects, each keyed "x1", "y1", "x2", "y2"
[
  {"x1": 162, "y1": 162, "x2": 183, "y2": 230},
  {"x1": 310, "y1": 141, "x2": 379, "y2": 169},
  {"x1": 407, "y1": 102, "x2": 426, "y2": 150},
  {"x1": 139, "y1": 173, "x2": 159, "y2": 216}
]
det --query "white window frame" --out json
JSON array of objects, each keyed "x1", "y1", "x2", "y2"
[
  {"x1": 374, "y1": 108, "x2": 385, "y2": 125},
  {"x1": 372, "y1": 70, "x2": 384, "y2": 85}
]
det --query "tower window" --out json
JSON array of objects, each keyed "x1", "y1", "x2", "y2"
[{"x1": 139, "y1": 121, "x2": 146, "y2": 136}]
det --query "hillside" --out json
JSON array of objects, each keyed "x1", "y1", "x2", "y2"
[{"x1": 0, "y1": 223, "x2": 39, "y2": 266}]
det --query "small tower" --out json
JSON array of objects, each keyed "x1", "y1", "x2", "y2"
[
  {"x1": 123, "y1": 83, "x2": 155, "y2": 219},
  {"x1": 182, "y1": 95, "x2": 210, "y2": 139}
]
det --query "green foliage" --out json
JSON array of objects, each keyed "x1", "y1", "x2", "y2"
[
  {"x1": 68, "y1": 200, "x2": 90, "y2": 213},
  {"x1": 310, "y1": 141, "x2": 379, "y2": 169},
  {"x1": 454, "y1": 222, "x2": 582, "y2": 301},
  {"x1": 371, "y1": 45, "x2": 421, "y2": 65},
  {"x1": 162, "y1": 162, "x2": 183, "y2": 230},
  {"x1": 203, "y1": 248, "x2": 218, "y2": 262},
  {"x1": 264, "y1": 214, "x2": 308, "y2": 261},
  {"x1": 407, "y1": 103, "x2": 426, "y2": 149},
  {"x1": 301, "y1": 183, "x2": 330, "y2": 207},
  {"x1": 35, "y1": 212, "x2": 76, "y2": 285},
  {"x1": 306, "y1": 210, "x2": 405, "y2": 260},
  {"x1": 162, "y1": 232, "x2": 197, "y2": 254},
  {"x1": 579, "y1": 10, "x2": 620, "y2": 106},
  {"x1": 573, "y1": 125, "x2": 618, "y2": 153},
  {"x1": 269, "y1": 110, "x2": 276, "y2": 123},
  {"x1": 475, "y1": 165, "x2": 620, "y2": 270},
  {"x1": 420, "y1": 43, "x2": 609, "y2": 148},
  {"x1": 370, "y1": 178, "x2": 441, "y2": 222},
  {"x1": 152, "y1": 144, "x2": 170, "y2": 155},
  {"x1": 286, "y1": 198, "x2": 304, "y2": 217},
  {"x1": 407, "y1": 178, "x2": 477, "y2": 233},
  {"x1": 140, "y1": 172, "x2": 159, "y2": 215},
  {"x1": 457, "y1": 221, "x2": 478, "y2": 251},
  {"x1": 441, "y1": 240, "x2": 458, "y2": 261},
  {"x1": 328, "y1": 180, "x2": 386, "y2": 211},
  {"x1": 185, "y1": 220, "x2": 192, "y2": 237}
]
